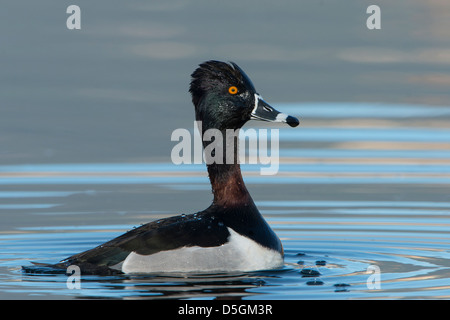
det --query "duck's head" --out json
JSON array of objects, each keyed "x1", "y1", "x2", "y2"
[{"x1": 189, "y1": 60, "x2": 299, "y2": 131}]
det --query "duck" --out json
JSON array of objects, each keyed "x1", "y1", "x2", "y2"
[{"x1": 27, "y1": 60, "x2": 299, "y2": 275}]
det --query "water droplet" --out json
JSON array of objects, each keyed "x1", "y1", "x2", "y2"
[
  {"x1": 300, "y1": 268, "x2": 321, "y2": 277},
  {"x1": 306, "y1": 280, "x2": 324, "y2": 286},
  {"x1": 334, "y1": 283, "x2": 351, "y2": 292},
  {"x1": 315, "y1": 260, "x2": 327, "y2": 266},
  {"x1": 334, "y1": 283, "x2": 350, "y2": 287}
]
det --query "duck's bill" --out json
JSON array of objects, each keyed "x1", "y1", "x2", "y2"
[{"x1": 250, "y1": 94, "x2": 299, "y2": 127}]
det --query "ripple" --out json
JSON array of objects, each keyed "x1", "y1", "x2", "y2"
[{"x1": 1, "y1": 101, "x2": 449, "y2": 299}]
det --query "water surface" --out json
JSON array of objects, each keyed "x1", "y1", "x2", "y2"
[{"x1": 1, "y1": 103, "x2": 450, "y2": 299}]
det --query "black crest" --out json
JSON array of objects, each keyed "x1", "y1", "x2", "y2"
[{"x1": 189, "y1": 60, "x2": 256, "y2": 106}]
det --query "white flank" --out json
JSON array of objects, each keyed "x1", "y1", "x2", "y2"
[{"x1": 121, "y1": 228, "x2": 283, "y2": 274}]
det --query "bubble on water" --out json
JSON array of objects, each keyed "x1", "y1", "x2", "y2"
[
  {"x1": 306, "y1": 280, "x2": 324, "y2": 286},
  {"x1": 315, "y1": 260, "x2": 327, "y2": 266},
  {"x1": 300, "y1": 268, "x2": 321, "y2": 277}
]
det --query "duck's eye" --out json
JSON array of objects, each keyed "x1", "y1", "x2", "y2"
[{"x1": 228, "y1": 86, "x2": 238, "y2": 95}]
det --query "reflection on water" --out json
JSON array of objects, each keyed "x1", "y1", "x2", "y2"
[{"x1": 1, "y1": 102, "x2": 450, "y2": 299}]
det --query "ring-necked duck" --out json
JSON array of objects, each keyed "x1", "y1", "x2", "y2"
[{"x1": 27, "y1": 61, "x2": 299, "y2": 275}]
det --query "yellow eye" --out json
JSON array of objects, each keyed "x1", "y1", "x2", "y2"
[{"x1": 228, "y1": 86, "x2": 238, "y2": 95}]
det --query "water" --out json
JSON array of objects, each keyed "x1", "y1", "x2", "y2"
[
  {"x1": 1, "y1": 102, "x2": 449, "y2": 299},
  {"x1": 1, "y1": 0, "x2": 450, "y2": 300}
]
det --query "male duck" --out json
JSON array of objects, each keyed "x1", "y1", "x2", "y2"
[{"x1": 29, "y1": 61, "x2": 299, "y2": 275}]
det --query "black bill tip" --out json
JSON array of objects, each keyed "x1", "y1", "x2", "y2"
[{"x1": 286, "y1": 115, "x2": 300, "y2": 127}]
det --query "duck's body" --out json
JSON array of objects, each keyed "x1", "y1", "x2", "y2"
[
  {"x1": 26, "y1": 61, "x2": 299, "y2": 275},
  {"x1": 56, "y1": 201, "x2": 283, "y2": 274}
]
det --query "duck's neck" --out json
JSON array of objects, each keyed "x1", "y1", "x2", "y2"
[
  {"x1": 208, "y1": 161, "x2": 251, "y2": 207},
  {"x1": 199, "y1": 125, "x2": 252, "y2": 207}
]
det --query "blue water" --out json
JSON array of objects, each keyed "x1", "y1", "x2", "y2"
[{"x1": 1, "y1": 102, "x2": 450, "y2": 299}]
